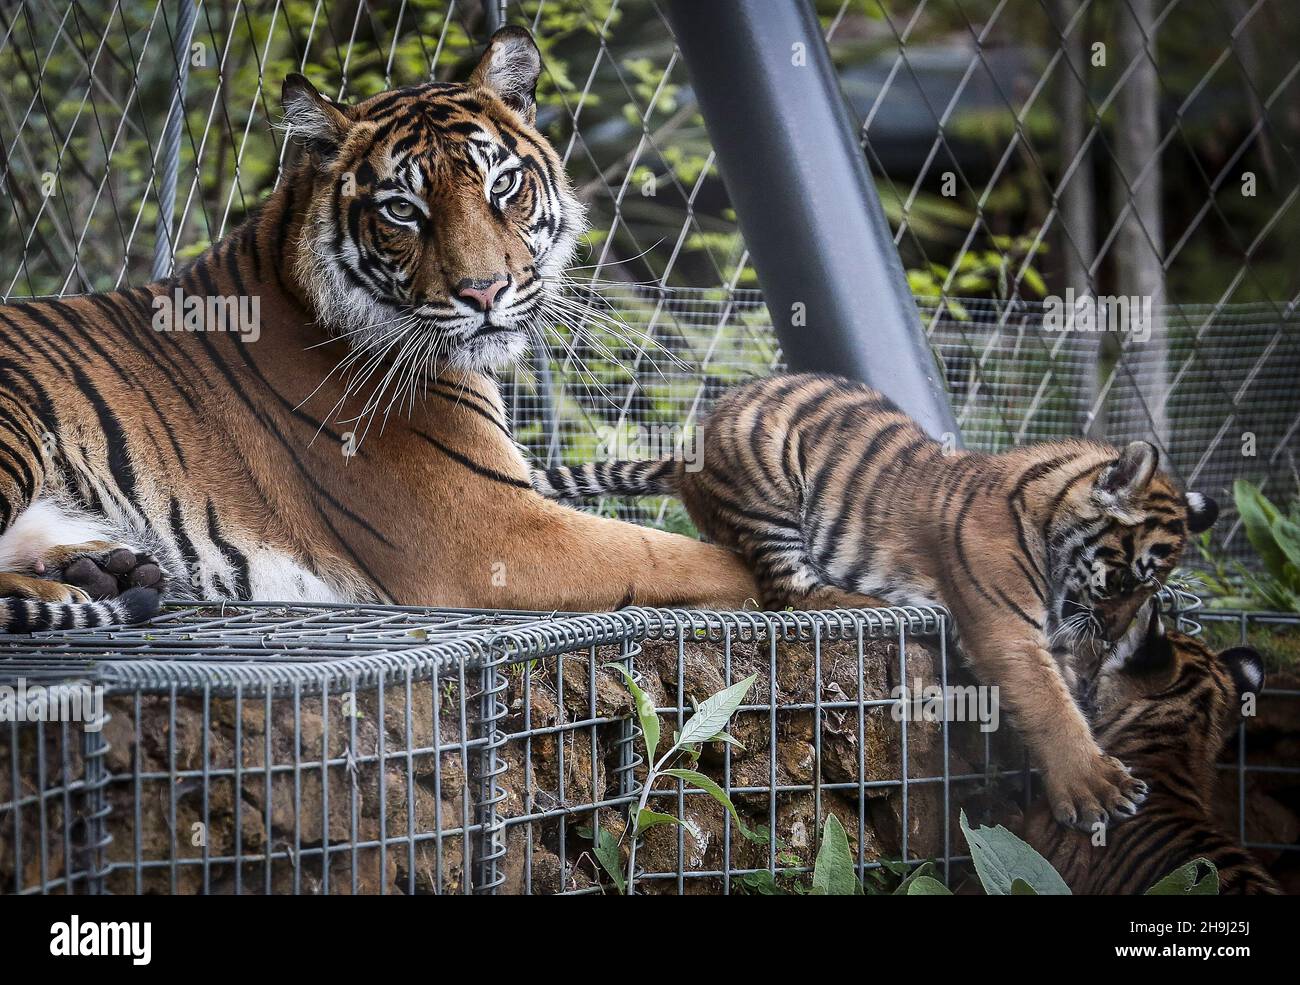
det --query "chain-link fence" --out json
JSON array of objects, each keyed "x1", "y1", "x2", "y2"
[{"x1": 0, "y1": 0, "x2": 1296, "y2": 568}]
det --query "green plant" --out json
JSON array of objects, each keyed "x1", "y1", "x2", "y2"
[
  {"x1": 594, "y1": 671, "x2": 1224, "y2": 896},
  {"x1": 584, "y1": 666, "x2": 764, "y2": 894},
  {"x1": 1196, "y1": 480, "x2": 1300, "y2": 612},
  {"x1": 803, "y1": 810, "x2": 1221, "y2": 896}
]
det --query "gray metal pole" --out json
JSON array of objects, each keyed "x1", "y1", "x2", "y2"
[
  {"x1": 663, "y1": 0, "x2": 959, "y2": 442},
  {"x1": 151, "y1": 0, "x2": 198, "y2": 281}
]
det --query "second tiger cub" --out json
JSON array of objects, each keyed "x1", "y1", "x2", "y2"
[{"x1": 533, "y1": 373, "x2": 1219, "y2": 829}]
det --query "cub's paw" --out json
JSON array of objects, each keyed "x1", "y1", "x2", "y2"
[
  {"x1": 39, "y1": 542, "x2": 168, "y2": 600},
  {"x1": 1046, "y1": 753, "x2": 1148, "y2": 832}
]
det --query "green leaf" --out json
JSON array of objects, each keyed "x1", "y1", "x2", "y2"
[
  {"x1": 677, "y1": 674, "x2": 757, "y2": 746},
  {"x1": 1271, "y1": 517, "x2": 1300, "y2": 579},
  {"x1": 959, "y1": 810, "x2": 1071, "y2": 896},
  {"x1": 1146, "y1": 858, "x2": 1220, "y2": 895},
  {"x1": 607, "y1": 665, "x2": 659, "y2": 765},
  {"x1": 735, "y1": 870, "x2": 795, "y2": 895},
  {"x1": 575, "y1": 824, "x2": 626, "y2": 895},
  {"x1": 660, "y1": 767, "x2": 765, "y2": 842},
  {"x1": 892, "y1": 860, "x2": 939, "y2": 895},
  {"x1": 1234, "y1": 481, "x2": 1286, "y2": 580},
  {"x1": 706, "y1": 730, "x2": 745, "y2": 750},
  {"x1": 906, "y1": 876, "x2": 954, "y2": 895},
  {"x1": 811, "y1": 813, "x2": 862, "y2": 895},
  {"x1": 1021, "y1": 265, "x2": 1047, "y2": 298},
  {"x1": 1010, "y1": 878, "x2": 1039, "y2": 895},
  {"x1": 634, "y1": 809, "x2": 682, "y2": 836}
]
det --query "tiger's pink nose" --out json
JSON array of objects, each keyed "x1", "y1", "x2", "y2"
[{"x1": 455, "y1": 276, "x2": 510, "y2": 312}]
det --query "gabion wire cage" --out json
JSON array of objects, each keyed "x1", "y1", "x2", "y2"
[{"x1": 2, "y1": 590, "x2": 1296, "y2": 895}]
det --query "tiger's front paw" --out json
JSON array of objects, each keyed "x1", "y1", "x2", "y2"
[
  {"x1": 0, "y1": 571, "x2": 92, "y2": 604},
  {"x1": 39, "y1": 542, "x2": 168, "y2": 600},
  {"x1": 1046, "y1": 752, "x2": 1148, "y2": 832}
]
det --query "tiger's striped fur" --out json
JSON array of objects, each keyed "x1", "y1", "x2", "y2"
[
  {"x1": 533, "y1": 373, "x2": 1220, "y2": 829},
  {"x1": 0, "y1": 587, "x2": 158, "y2": 634},
  {"x1": 1025, "y1": 609, "x2": 1280, "y2": 894},
  {"x1": 0, "y1": 27, "x2": 763, "y2": 634}
]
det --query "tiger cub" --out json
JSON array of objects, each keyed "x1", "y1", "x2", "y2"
[
  {"x1": 533, "y1": 373, "x2": 1219, "y2": 829},
  {"x1": 1024, "y1": 607, "x2": 1281, "y2": 894}
]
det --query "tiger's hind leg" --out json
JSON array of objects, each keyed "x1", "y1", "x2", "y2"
[
  {"x1": 0, "y1": 396, "x2": 161, "y2": 629},
  {"x1": 0, "y1": 390, "x2": 48, "y2": 544},
  {"x1": 738, "y1": 532, "x2": 873, "y2": 610}
]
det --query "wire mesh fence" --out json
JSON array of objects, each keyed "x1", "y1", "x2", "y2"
[
  {"x1": 0, "y1": 0, "x2": 1295, "y2": 893},
  {"x1": 2, "y1": 589, "x2": 1296, "y2": 895},
  {"x1": 0, "y1": 0, "x2": 1296, "y2": 566}
]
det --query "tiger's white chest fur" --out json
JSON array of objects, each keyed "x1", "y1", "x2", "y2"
[{"x1": 241, "y1": 546, "x2": 352, "y2": 603}]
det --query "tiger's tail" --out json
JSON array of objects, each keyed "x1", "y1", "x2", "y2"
[
  {"x1": 0, "y1": 587, "x2": 161, "y2": 634},
  {"x1": 531, "y1": 458, "x2": 680, "y2": 499}
]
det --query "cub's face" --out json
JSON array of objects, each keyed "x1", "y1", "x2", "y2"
[
  {"x1": 283, "y1": 27, "x2": 582, "y2": 374},
  {"x1": 1056, "y1": 441, "x2": 1218, "y2": 644},
  {"x1": 1094, "y1": 611, "x2": 1263, "y2": 757}
]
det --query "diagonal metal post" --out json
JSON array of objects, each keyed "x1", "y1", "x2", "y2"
[
  {"x1": 662, "y1": 0, "x2": 959, "y2": 442},
  {"x1": 151, "y1": 0, "x2": 199, "y2": 281}
]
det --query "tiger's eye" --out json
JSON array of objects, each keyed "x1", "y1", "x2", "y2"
[
  {"x1": 491, "y1": 170, "x2": 518, "y2": 196},
  {"x1": 385, "y1": 200, "x2": 417, "y2": 221}
]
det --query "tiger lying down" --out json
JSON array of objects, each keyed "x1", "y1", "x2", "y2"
[
  {"x1": 1024, "y1": 605, "x2": 1279, "y2": 894},
  {"x1": 533, "y1": 373, "x2": 1220, "y2": 830},
  {"x1": 0, "y1": 27, "x2": 766, "y2": 633}
]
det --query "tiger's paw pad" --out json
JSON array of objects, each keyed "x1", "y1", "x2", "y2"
[
  {"x1": 49, "y1": 546, "x2": 167, "y2": 600},
  {"x1": 1048, "y1": 754, "x2": 1148, "y2": 833}
]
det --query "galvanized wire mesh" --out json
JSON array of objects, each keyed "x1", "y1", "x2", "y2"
[
  {"x1": 0, "y1": 0, "x2": 1296, "y2": 562},
  {"x1": 2, "y1": 590, "x2": 1295, "y2": 895}
]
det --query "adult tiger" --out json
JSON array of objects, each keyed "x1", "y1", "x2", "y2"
[
  {"x1": 1023, "y1": 607, "x2": 1280, "y2": 894},
  {"x1": 532, "y1": 372, "x2": 1220, "y2": 828},
  {"x1": 0, "y1": 27, "x2": 759, "y2": 632}
]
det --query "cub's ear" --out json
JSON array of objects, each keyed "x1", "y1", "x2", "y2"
[
  {"x1": 470, "y1": 26, "x2": 542, "y2": 124},
  {"x1": 1219, "y1": 646, "x2": 1265, "y2": 705},
  {"x1": 282, "y1": 74, "x2": 351, "y2": 162},
  {"x1": 1095, "y1": 440, "x2": 1158, "y2": 506},
  {"x1": 1185, "y1": 491, "x2": 1219, "y2": 534}
]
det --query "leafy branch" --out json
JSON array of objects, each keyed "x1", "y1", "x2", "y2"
[{"x1": 591, "y1": 666, "x2": 762, "y2": 894}]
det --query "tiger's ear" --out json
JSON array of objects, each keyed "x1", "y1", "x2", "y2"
[
  {"x1": 282, "y1": 74, "x2": 351, "y2": 162},
  {"x1": 1095, "y1": 440, "x2": 1158, "y2": 508},
  {"x1": 470, "y1": 26, "x2": 542, "y2": 124},
  {"x1": 1186, "y1": 491, "x2": 1219, "y2": 534},
  {"x1": 1219, "y1": 646, "x2": 1264, "y2": 706}
]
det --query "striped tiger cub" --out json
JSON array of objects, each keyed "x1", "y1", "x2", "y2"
[
  {"x1": 1025, "y1": 606, "x2": 1280, "y2": 894},
  {"x1": 533, "y1": 373, "x2": 1220, "y2": 829}
]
